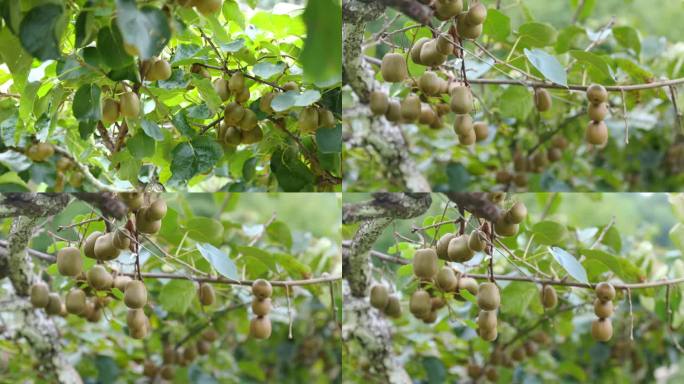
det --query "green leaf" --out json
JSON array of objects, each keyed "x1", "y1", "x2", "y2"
[
  {"x1": 96, "y1": 24, "x2": 135, "y2": 70},
  {"x1": 613, "y1": 26, "x2": 641, "y2": 56},
  {"x1": 316, "y1": 124, "x2": 341, "y2": 153},
  {"x1": 196, "y1": 243, "x2": 238, "y2": 280},
  {"x1": 220, "y1": 38, "x2": 245, "y2": 53},
  {"x1": 500, "y1": 282, "x2": 538, "y2": 316},
  {"x1": 446, "y1": 162, "x2": 471, "y2": 192},
  {"x1": 568, "y1": 50, "x2": 614, "y2": 84},
  {"x1": 549, "y1": 247, "x2": 588, "y2": 284},
  {"x1": 172, "y1": 110, "x2": 196, "y2": 137},
  {"x1": 127, "y1": 132, "x2": 155, "y2": 159},
  {"x1": 170, "y1": 137, "x2": 223, "y2": 183},
  {"x1": 531, "y1": 221, "x2": 567, "y2": 245},
  {"x1": 266, "y1": 221, "x2": 292, "y2": 249},
  {"x1": 186, "y1": 217, "x2": 224, "y2": 244},
  {"x1": 242, "y1": 157, "x2": 257, "y2": 181},
  {"x1": 300, "y1": 0, "x2": 341, "y2": 83},
  {"x1": 72, "y1": 84, "x2": 102, "y2": 122},
  {"x1": 555, "y1": 25, "x2": 586, "y2": 54},
  {"x1": 271, "y1": 91, "x2": 297, "y2": 112},
  {"x1": 270, "y1": 148, "x2": 314, "y2": 192},
  {"x1": 75, "y1": 5, "x2": 96, "y2": 48},
  {"x1": 295, "y1": 90, "x2": 322, "y2": 107},
  {"x1": 19, "y1": 4, "x2": 63, "y2": 61},
  {"x1": 524, "y1": 48, "x2": 567, "y2": 86},
  {"x1": 580, "y1": 249, "x2": 642, "y2": 283},
  {"x1": 518, "y1": 22, "x2": 558, "y2": 48},
  {"x1": 483, "y1": 8, "x2": 510, "y2": 42},
  {"x1": 499, "y1": 85, "x2": 532, "y2": 121},
  {"x1": 252, "y1": 62, "x2": 286, "y2": 79},
  {"x1": 159, "y1": 279, "x2": 195, "y2": 314},
  {"x1": 140, "y1": 119, "x2": 164, "y2": 141},
  {"x1": 222, "y1": 0, "x2": 245, "y2": 30},
  {"x1": 0, "y1": 151, "x2": 31, "y2": 173},
  {"x1": 192, "y1": 77, "x2": 223, "y2": 112},
  {"x1": 115, "y1": 0, "x2": 171, "y2": 60}
]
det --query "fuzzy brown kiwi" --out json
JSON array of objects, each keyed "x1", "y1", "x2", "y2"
[
  {"x1": 26, "y1": 143, "x2": 54, "y2": 162},
  {"x1": 594, "y1": 298, "x2": 614, "y2": 318},
  {"x1": 282, "y1": 81, "x2": 299, "y2": 92},
  {"x1": 450, "y1": 85, "x2": 473, "y2": 114},
  {"x1": 369, "y1": 91, "x2": 389, "y2": 115},
  {"x1": 228, "y1": 72, "x2": 245, "y2": 93},
  {"x1": 385, "y1": 100, "x2": 402, "y2": 122},
  {"x1": 318, "y1": 108, "x2": 336, "y2": 128},
  {"x1": 163, "y1": 345, "x2": 176, "y2": 364},
  {"x1": 222, "y1": 125, "x2": 242, "y2": 147},
  {"x1": 69, "y1": 172, "x2": 84, "y2": 188},
  {"x1": 56, "y1": 156, "x2": 73, "y2": 172},
  {"x1": 467, "y1": 230, "x2": 486, "y2": 252},
  {"x1": 477, "y1": 282, "x2": 500, "y2": 311},
  {"x1": 524, "y1": 341, "x2": 538, "y2": 356},
  {"x1": 235, "y1": 86, "x2": 250, "y2": 104},
  {"x1": 496, "y1": 170, "x2": 512, "y2": 184},
  {"x1": 457, "y1": 277, "x2": 479, "y2": 298},
  {"x1": 479, "y1": 324, "x2": 498, "y2": 341},
  {"x1": 224, "y1": 102, "x2": 245, "y2": 125},
  {"x1": 453, "y1": 114, "x2": 474, "y2": 136},
  {"x1": 467, "y1": 363, "x2": 482, "y2": 379},
  {"x1": 87, "y1": 265, "x2": 113, "y2": 290},
  {"x1": 202, "y1": 329, "x2": 219, "y2": 342},
  {"x1": 195, "y1": 0, "x2": 222, "y2": 15},
  {"x1": 146, "y1": 199, "x2": 167, "y2": 221},
  {"x1": 466, "y1": 3, "x2": 488, "y2": 25},
  {"x1": 160, "y1": 365, "x2": 175, "y2": 380},
  {"x1": 119, "y1": 92, "x2": 140, "y2": 118},
  {"x1": 150, "y1": 59, "x2": 171, "y2": 81},
  {"x1": 506, "y1": 202, "x2": 527, "y2": 224},
  {"x1": 485, "y1": 367, "x2": 499, "y2": 381},
  {"x1": 410, "y1": 37, "x2": 430, "y2": 65},
  {"x1": 384, "y1": 295, "x2": 402, "y2": 318},
  {"x1": 112, "y1": 229, "x2": 131, "y2": 250},
  {"x1": 418, "y1": 104, "x2": 437, "y2": 125},
  {"x1": 435, "y1": 34, "x2": 453, "y2": 56},
  {"x1": 400, "y1": 94, "x2": 421, "y2": 122},
  {"x1": 494, "y1": 218, "x2": 518, "y2": 237},
  {"x1": 595, "y1": 282, "x2": 616, "y2": 301},
  {"x1": 127, "y1": 308, "x2": 147, "y2": 330},
  {"x1": 298, "y1": 107, "x2": 319, "y2": 132},
  {"x1": 473, "y1": 122, "x2": 488, "y2": 142},
  {"x1": 436, "y1": 267, "x2": 458, "y2": 291},
  {"x1": 213, "y1": 78, "x2": 230, "y2": 101},
  {"x1": 370, "y1": 284, "x2": 389, "y2": 310},
  {"x1": 121, "y1": 192, "x2": 144, "y2": 211},
  {"x1": 418, "y1": 71, "x2": 443, "y2": 96},
  {"x1": 94, "y1": 233, "x2": 120, "y2": 261},
  {"x1": 419, "y1": 39, "x2": 447, "y2": 67},
  {"x1": 435, "y1": 0, "x2": 463, "y2": 20},
  {"x1": 586, "y1": 120, "x2": 608, "y2": 145},
  {"x1": 431, "y1": 297, "x2": 446, "y2": 311},
  {"x1": 196, "y1": 340, "x2": 211, "y2": 355},
  {"x1": 413, "y1": 248, "x2": 438, "y2": 279},
  {"x1": 57, "y1": 246, "x2": 82, "y2": 277},
  {"x1": 259, "y1": 92, "x2": 275, "y2": 113},
  {"x1": 143, "y1": 361, "x2": 158, "y2": 378},
  {"x1": 447, "y1": 234, "x2": 474, "y2": 262},
  {"x1": 198, "y1": 283, "x2": 215, "y2": 306},
  {"x1": 588, "y1": 102, "x2": 608, "y2": 121},
  {"x1": 45, "y1": 293, "x2": 62, "y2": 315},
  {"x1": 135, "y1": 210, "x2": 162, "y2": 234},
  {"x1": 436, "y1": 233, "x2": 457, "y2": 260},
  {"x1": 513, "y1": 172, "x2": 528, "y2": 188},
  {"x1": 252, "y1": 298, "x2": 272, "y2": 316},
  {"x1": 548, "y1": 147, "x2": 562, "y2": 162},
  {"x1": 532, "y1": 331, "x2": 551, "y2": 345},
  {"x1": 534, "y1": 88, "x2": 552, "y2": 112},
  {"x1": 250, "y1": 316, "x2": 272, "y2": 339},
  {"x1": 241, "y1": 125, "x2": 263, "y2": 144},
  {"x1": 124, "y1": 280, "x2": 147, "y2": 309},
  {"x1": 30, "y1": 282, "x2": 50, "y2": 308},
  {"x1": 380, "y1": 53, "x2": 408, "y2": 83},
  {"x1": 252, "y1": 279, "x2": 272, "y2": 299},
  {"x1": 113, "y1": 275, "x2": 132, "y2": 292},
  {"x1": 586, "y1": 84, "x2": 608, "y2": 104},
  {"x1": 511, "y1": 346, "x2": 526, "y2": 362},
  {"x1": 65, "y1": 288, "x2": 86, "y2": 315},
  {"x1": 101, "y1": 98, "x2": 120, "y2": 125},
  {"x1": 457, "y1": 13, "x2": 483, "y2": 39},
  {"x1": 422, "y1": 310, "x2": 437, "y2": 324},
  {"x1": 478, "y1": 309, "x2": 497, "y2": 333},
  {"x1": 409, "y1": 289, "x2": 431, "y2": 318},
  {"x1": 592, "y1": 318, "x2": 613, "y2": 341},
  {"x1": 540, "y1": 285, "x2": 558, "y2": 309}
]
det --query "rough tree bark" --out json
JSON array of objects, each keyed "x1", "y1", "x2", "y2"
[
  {"x1": 0, "y1": 193, "x2": 83, "y2": 384},
  {"x1": 342, "y1": 193, "x2": 432, "y2": 383},
  {"x1": 343, "y1": 0, "x2": 431, "y2": 192}
]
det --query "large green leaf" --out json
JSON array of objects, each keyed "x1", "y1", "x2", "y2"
[
  {"x1": 270, "y1": 148, "x2": 314, "y2": 192},
  {"x1": 159, "y1": 279, "x2": 195, "y2": 314},
  {"x1": 19, "y1": 4, "x2": 63, "y2": 61},
  {"x1": 72, "y1": 84, "x2": 102, "y2": 122},
  {"x1": 300, "y1": 0, "x2": 341, "y2": 84},
  {"x1": 549, "y1": 247, "x2": 589, "y2": 284},
  {"x1": 524, "y1": 48, "x2": 567, "y2": 86},
  {"x1": 96, "y1": 24, "x2": 135, "y2": 70},
  {"x1": 500, "y1": 282, "x2": 538, "y2": 316},
  {"x1": 531, "y1": 220, "x2": 567, "y2": 245},
  {"x1": 115, "y1": 0, "x2": 171, "y2": 60},
  {"x1": 196, "y1": 243, "x2": 238, "y2": 280},
  {"x1": 186, "y1": 217, "x2": 224, "y2": 244}
]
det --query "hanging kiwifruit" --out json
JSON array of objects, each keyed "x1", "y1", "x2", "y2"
[
  {"x1": 477, "y1": 282, "x2": 500, "y2": 310},
  {"x1": 252, "y1": 279, "x2": 272, "y2": 299},
  {"x1": 467, "y1": 363, "x2": 482, "y2": 379},
  {"x1": 281, "y1": 81, "x2": 299, "y2": 92},
  {"x1": 195, "y1": 0, "x2": 222, "y2": 15},
  {"x1": 410, "y1": 37, "x2": 430, "y2": 65},
  {"x1": 202, "y1": 329, "x2": 219, "y2": 342},
  {"x1": 45, "y1": 293, "x2": 62, "y2": 315},
  {"x1": 385, "y1": 101, "x2": 402, "y2": 122},
  {"x1": 212, "y1": 78, "x2": 230, "y2": 101},
  {"x1": 143, "y1": 361, "x2": 158, "y2": 378},
  {"x1": 419, "y1": 39, "x2": 447, "y2": 67},
  {"x1": 435, "y1": 34, "x2": 453, "y2": 56},
  {"x1": 112, "y1": 229, "x2": 130, "y2": 250},
  {"x1": 318, "y1": 108, "x2": 336, "y2": 128},
  {"x1": 146, "y1": 199, "x2": 167, "y2": 221},
  {"x1": 369, "y1": 91, "x2": 389, "y2": 115},
  {"x1": 447, "y1": 234, "x2": 474, "y2": 262},
  {"x1": 586, "y1": 84, "x2": 608, "y2": 104},
  {"x1": 456, "y1": 277, "x2": 478, "y2": 300},
  {"x1": 198, "y1": 283, "x2": 216, "y2": 306},
  {"x1": 65, "y1": 288, "x2": 86, "y2": 315},
  {"x1": 298, "y1": 107, "x2": 319, "y2": 132},
  {"x1": 422, "y1": 310, "x2": 437, "y2": 324},
  {"x1": 588, "y1": 102, "x2": 608, "y2": 121},
  {"x1": 259, "y1": 92, "x2": 275, "y2": 113},
  {"x1": 458, "y1": 129, "x2": 476, "y2": 146},
  {"x1": 454, "y1": 114, "x2": 474, "y2": 136},
  {"x1": 30, "y1": 281, "x2": 50, "y2": 308},
  {"x1": 457, "y1": 13, "x2": 483, "y2": 39},
  {"x1": 241, "y1": 126, "x2": 263, "y2": 144},
  {"x1": 160, "y1": 365, "x2": 175, "y2": 380},
  {"x1": 384, "y1": 295, "x2": 402, "y2": 318},
  {"x1": 400, "y1": 94, "x2": 421, "y2": 122},
  {"x1": 127, "y1": 308, "x2": 147, "y2": 330},
  {"x1": 228, "y1": 72, "x2": 245, "y2": 94},
  {"x1": 87, "y1": 265, "x2": 113, "y2": 290},
  {"x1": 524, "y1": 341, "x2": 538, "y2": 356},
  {"x1": 163, "y1": 345, "x2": 176, "y2": 364},
  {"x1": 413, "y1": 248, "x2": 438, "y2": 279},
  {"x1": 466, "y1": 3, "x2": 488, "y2": 25},
  {"x1": 434, "y1": 0, "x2": 463, "y2": 20},
  {"x1": 511, "y1": 346, "x2": 526, "y2": 362},
  {"x1": 436, "y1": 267, "x2": 458, "y2": 291},
  {"x1": 94, "y1": 233, "x2": 120, "y2": 261},
  {"x1": 124, "y1": 280, "x2": 147, "y2": 309},
  {"x1": 505, "y1": 202, "x2": 527, "y2": 224},
  {"x1": 119, "y1": 192, "x2": 144, "y2": 211},
  {"x1": 26, "y1": 143, "x2": 54, "y2": 162},
  {"x1": 119, "y1": 92, "x2": 140, "y2": 118},
  {"x1": 419, "y1": 104, "x2": 437, "y2": 125},
  {"x1": 224, "y1": 102, "x2": 245, "y2": 125},
  {"x1": 113, "y1": 275, "x2": 132, "y2": 292},
  {"x1": 436, "y1": 233, "x2": 457, "y2": 260},
  {"x1": 150, "y1": 59, "x2": 172, "y2": 81},
  {"x1": 222, "y1": 125, "x2": 242, "y2": 147},
  {"x1": 591, "y1": 318, "x2": 613, "y2": 341},
  {"x1": 450, "y1": 85, "x2": 473, "y2": 114},
  {"x1": 136, "y1": 210, "x2": 162, "y2": 234},
  {"x1": 540, "y1": 285, "x2": 558, "y2": 309},
  {"x1": 409, "y1": 289, "x2": 431, "y2": 318},
  {"x1": 479, "y1": 323, "x2": 498, "y2": 342},
  {"x1": 370, "y1": 284, "x2": 389, "y2": 310},
  {"x1": 595, "y1": 282, "x2": 615, "y2": 302},
  {"x1": 485, "y1": 367, "x2": 499, "y2": 381},
  {"x1": 196, "y1": 340, "x2": 211, "y2": 355},
  {"x1": 474, "y1": 122, "x2": 488, "y2": 142},
  {"x1": 419, "y1": 71, "x2": 443, "y2": 96},
  {"x1": 478, "y1": 309, "x2": 497, "y2": 331},
  {"x1": 586, "y1": 120, "x2": 608, "y2": 145},
  {"x1": 236, "y1": 86, "x2": 250, "y2": 104},
  {"x1": 594, "y1": 298, "x2": 614, "y2": 318},
  {"x1": 57, "y1": 246, "x2": 82, "y2": 277},
  {"x1": 252, "y1": 298, "x2": 272, "y2": 316},
  {"x1": 431, "y1": 297, "x2": 446, "y2": 311},
  {"x1": 380, "y1": 53, "x2": 408, "y2": 83},
  {"x1": 250, "y1": 316, "x2": 272, "y2": 339},
  {"x1": 494, "y1": 218, "x2": 518, "y2": 237},
  {"x1": 534, "y1": 88, "x2": 552, "y2": 112},
  {"x1": 468, "y1": 230, "x2": 486, "y2": 252},
  {"x1": 101, "y1": 98, "x2": 120, "y2": 125}
]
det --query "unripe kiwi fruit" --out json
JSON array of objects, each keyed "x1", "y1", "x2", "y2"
[
  {"x1": 478, "y1": 309, "x2": 497, "y2": 331},
  {"x1": 586, "y1": 84, "x2": 608, "y2": 104},
  {"x1": 496, "y1": 170, "x2": 512, "y2": 184},
  {"x1": 467, "y1": 363, "x2": 482, "y2": 379},
  {"x1": 494, "y1": 219, "x2": 518, "y2": 237},
  {"x1": 409, "y1": 289, "x2": 431, "y2": 318},
  {"x1": 119, "y1": 192, "x2": 144, "y2": 211},
  {"x1": 457, "y1": 13, "x2": 483, "y2": 39},
  {"x1": 183, "y1": 344, "x2": 197, "y2": 362},
  {"x1": 467, "y1": 230, "x2": 486, "y2": 252},
  {"x1": 594, "y1": 298, "x2": 614, "y2": 318},
  {"x1": 318, "y1": 108, "x2": 336, "y2": 128},
  {"x1": 87, "y1": 265, "x2": 113, "y2": 290},
  {"x1": 101, "y1": 98, "x2": 120, "y2": 124},
  {"x1": 195, "y1": 0, "x2": 222, "y2": 15},
  {"x1": 418, "y1": 104, "x2": 437, "y2": 125},
  {"x1": 69, "y1": 171, "x2": 84, "y2": 188},
  {"x1": 250, "y1": 316, "x2": 272, "y2": 339},
  {"x1": 222, "y1": 125, "x2": 242, "y2": 147},
  {"x1": 384, "y1": 295, "x2": 402, "y2": 318},
  {"x1": 143, "y1": 361, "x2": 158, "y2": 378},
  {"x1": 56, "y1": 156, "x2": 73, "y2": 172},
  {"x1": 419, "y1": 39, "x2": 447, "y2": 67},
  {"x1": 532, "y1": 331, "x2": 551, "y2": 345},
  {"x1": 466, "y1": 3, "x2": 487, "y2": 25},
  {"x1": 252, "y1": 298, "x2": 272, "y2": 316},
  {"x1": 513, "y1": 172, "x2": 528, "y2": 188},
  {"x1": 119, "y1": 92, "x2": 140, "y2": 118},
  {"x1": 400, "y1": 94, "x2": 421, "y2": 122},
  {"x1": 112, "y1": 229, "x2": 130, "y2": 250},
  {"x1": 456, "y1": 277, "x2": 478, "y2": 300},
  {"x1": 588, "y1": 102, "x2": 608, "y2": 121},
  {"x1": 127, "y1": 308, "x2": 147, "y2": 330},
  {"x1": 419, "y1": 71, "x2": 442, "y2": 96},
  {"x1": 163, "y1": 346, "x2": 176, "y2": 364},
  {"x1": 241, "y1": 125, "x2": 263, "y2": 144},
  {"x1": 196, "y1": 340, "x2": 211, "y2": 355},
  {"x1": 136, "y1": 211, "x2": 162, "y2": 234},
  {"x1": 370, "y1": 284, "x2": 389, "y2": 309},
  {"x1": 298, "y1": 107, "x2": 319, "y2": 132},
  {"x1": 592, "y1": 318, "x2": 613, "y2": 341},
  {"x1": 113, "y1": 275, "x2": 132, "y2": 292},
  {"x1": 595, "y1": 282, "x2": 616, "y2": 301},
  {"x1": 199, "y1": 283, "x2": 215, "y2": 306},
  {"x1": 435, "y1": 0, "x2": 463, "y2": 20},
  {"x1": 369, "y1": 91, "x2": 389, "y2": 115},
  {"x1": 259, "y1": 92, "x2": 275, "y2": 113},
  {"x1": 94, "y1": 233, "x2": 120, "y2": 261},
  {"x1": 252, "y1": 279, "x2": 272, "y2": 299},
  {"x1": 385, "y1": 101, "x2": 402, "y2": 122},
  {"x1": 586, "y1": 120, "x2": 608, "y2": 145},
  {"x1": 479, "y1": 324, "x2": 498, "y2": 341},
  {"x1": 30, "y1": 282, "x2": 50, "y2": 308},
  {"x1": 436, "y1": 267, "x2": 458, "y2": 291},
  {"x1": 57, "y1": 246, "x2": 82, "y2": 277},
  {"x1": 124, "y1": 280, "x2": 147, "y2": 309},
  {"x1": 477, "y1": 282, "x2": 500, "y2": 311},
  {"x1": 548, "y1": 147, "x2": 562, "y2": 162},
  {"x1": 380, "y1": 53, "x2": 408, "y2": 83},
  {"x1": 150, "y1": 59, "x2": 171, "y2": 81},
  {"x1": 459, "y1": 130, "x2": 476, "y2": 146},
  {"x1": 224, "y1": 102, "x2": 245, "y2": 125},
  {"x1": 485, "y1": 367, "x2": 499, "y2": 381},
  {"x1": 450, "y1": 85, "x2": 473, "y2": 114},
  {"x1": 213, "y1": 78, "x2": 230, "y2": 101},
  {"x1": 281, "y1": 81, "x2": 299, "y2": 92},
  {"x1": 540, "y1": 285, "x2": 558, "y2": 309},
  {"x1": 524, "y1": 341, "x2": 538, "y2": 356},
  {"x1": 410, "y1": 37, "x2": 430, "y2": 65},
  {"x1": 228, "y1": 72, "x2": 245, "y2": 93},
  {"x1": 26, "y1": 143, "x2": 54, "y2": 162},
  {"x1": 435, "y1": 34, "x2": 453, "y2": 56},
  {"x1": 422, "y1": 310, "x2": 437, "y2": 324},
  {"x1": 436, "y1": 233, "x2": 457, "y2": 260},
  {"x1": 160, "y1": 365, "x2": 175, "y2": 380},
  {"x1": 202, "y1": 329, "x2": 219, "y2": 342},
  {"x1": 453, "y1": 114, "x2": 474, "y2": 136},
  {"x1": 65, "y1": 288, "x2": 86, "y2": 315},
  {"x1": 511, "y1": 346, "x2": 526, "y2": 361},
  {"x1": 552, "y1": 135, "x2": 569, "y2": 149},
  {"x1": 534, "y1": 88, "x2": 552, "y2": 112},
  {"x1": 46, "y1": 293, "x2": 62, "y2": 315},
  {"x1": 431, "y1": 297, "x2": 446, "y2": 311},
  {"x1": 506, "y1": 202, "x2": 527, "y2": 224},
  {"x1": 80, "y1": 300, "x2": 95, "y2": 319},
  {"x1": 146, "y1": 199, "x2": 167, "y2": 221},
  {"x1": 447, "y1": 234, "x2": 474, "y2": 262},
  {"x1": 413, "y1": 248, "x2": 438, "y2": 279},
  {"x1": 474, "y1": 122, "x2": 488, "y2": 142}
]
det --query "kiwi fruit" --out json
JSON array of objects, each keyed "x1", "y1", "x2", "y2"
[
  {"x1": 241, "y1": 126, "x2": 263, "y2": 144},
  {"x1": 494, "y1": 219, "x2": 518, "y2": 237},
  {"x1": 458, "y1": 129, "x2": 476, "y2": 146},
  {"x1": 69, "y1": 172, "x2": 84, "y2": 188},
  {"x1": 466, "y1": 3, "x2": 488, "y2": 25},
  {"x1": 57, "y1": 246, "x2": 82, "y2": 277},
  {"x1": 457, "y1": 277, "x2": 479, "y2": 297},
  {"x1": 318, "y1": 108, "x2": 336, "y2": 128},
  {"x1": 422, "y1": 310, "x2": 437, "y2": 324},
  {"x1": 143, "y1": 361, "x2": 158, "y2": 378},
  {"x1": 213, "y1": 78, "x2": 230, "y2": 101},
  {"x1": 534, "y1": 88, "x2": 552, "y2": 112},
  {"x1": 222, "y1": 125, "x2": 242, "y2": 147},
  {"x1": 591, "y1": 318, "x2": 613, "y2": 341},
  {"x1": 435, "y1": 34, "x2": 453, "y2": 56},
  {"x1": 436, "y1": 233, "x2": 457, "y2": 260},
  {"x1": 478, "y1": 309, "x2": 497, "y2": 331},
  {"x1": 30, "y1": 282, "x2": 50, "y2": 308},
  {"x1": 548, "y1": 147, "x2": 562, "y2": 162},
  {"x1": 588, "y1": 102, "x2": 608, "y2": 121},
  {"x1": 506, "y1": 202, "x2": 527, "y2": 224},
  {"x1": 467, "y1": 363, "x2": 482, "y2": 379},
  {"x1": 224, "y1": 102, "x2": 245, "y2": 125},
  {"x1": 87, "y1": 265, "x2": 113, "y2": 290},
  {"x1": 183, "y1": 344, "x2": 197, "y2": 362},
  {"x1": 457, "y1": 13, "x2": 483, "y2": 39},
  {"x1": 119, "y1": 192, "x2": 144, "y2": 211},
  {"x1": 400, "y1": 94, "x2": 421, "y2": 122},
  {"x1": 199, "y1": 283, "x2": 215, "y2": 306},
  {"x1": 384, "y1": 295, "x2": 402, "y2": 318},
  {"x1": 197, "y1": 340, "x2": 211, "y2": 355},
  {"x1": 524, "y1": 341, "x2": 538, "y2": 356},
  {"x1": 477, "y1": 282, "x2": 500, "y2": 310},
  {"x1": 369, "y1": 91, "x2": 389, "y2": 115},
  {"x1": 410, "y1": 37, "x2": 430, "y2": 64},
  {"x1": 259, "y1": 92, "x2": 275, "y2": 113},
  {"x1": 228, "y1": 72, "x2": 245, "y2": 93},
  {"x1": 419, "y1": 71, "x2": 442, "y2": 96},
  {"x1": 282, "y1": 81, "x2": 299, "y2": 92},
  {"x1": 496, "y1": 170, "x2": 512, "y2": 184},
  {"x1": 124, "y1": 280, "x2": 147, "y2": 309},
  {"x1": 370, "y1": 284, "x2": 389, "y2": 309},
  {"x1": 586, "y1": 84, "x2": 608, "y2": 104},
  {"x1": 45, "y1": 293, "x2": 62, "y2": 315},
  {"x1": 418, "y1": 104, "x2": 437, "y2": 125},
  {"x1": 127, "y1": 308, "x2": 147, "y2": 330},
  {"x1": 409, "y1": 290, "x2": 431, "y2": 318},
  {"x1": 113, "y1": 275, "x2": 132, "y2": 292},
  {"x1": 380, "y1": 53, "x2": 408, "y2": 83},
  {"x1": 385, "y1": 101, "x2": 402, "y2": 122},
  {"x1": 450, "y1": 85, "x2": 473, "y2": 114},
  {"x1": 540, "y1": 285, "x2": 558, "y2": 309},
  {"x1": 250, "y1": 316, "x2": 272, "y2": 339},
  {"x1": 474, "y1": 122, "x2": 488, "y2": 142},
  {"x1": 252, "y1": 279, "x2": 273, "y2": 299},
  {"x1": 252, "y1": 298, "x2": 272, "y2": 316},
  {"x1": 112, "y1": 229, "x2": 130, "y2": 250},
  {"x1": 160, "y1": 365, "x2": 175, "y2": 380},
  {"x1": 56, "y1": 156, "x2": 73, "y2": 172},
  {"x1": 513, "y1": 172, "x2": 528, "y2": 188},
  {"x1": 479, "y1": 325, "x2": 498, "y2": 341},
  {"x1": 436, "y1": 267, "x2": 458, "y2": 291},
  {"x1": 511, "y1": 346, "x2": 526, "y2": 362},
  {"x1": 146, "y1": 199, "x2": 167, "y2": 221},
  {"x1": 552, "y1": 136, "x2": 568, "y2": 149},
  {"x1": 119, "y1": 92, "x2": 140, "y2": 118},
  {"x1": 195, "y1": 0, "x2": 222, "y2": 15},
  {"x1": 594, "y1": 298, "x2": 614, "y2": 318},
  {"x1": 468, "y1": 230, "x2": 486, "y2": 252},
  {"x1": 431, "y1": 297, "x2": 446, "y2": 311},
  {"x1": 94, "y1": 233, "x2": 120, "y2": 261},
  {"x1": 81, "y1": 300, "x2": 95, "y2": 319},
  {"x1": 447, "y1": 235, "x2": 474, "y2": 262},
  {"x1": 453, "y1": 114, "x2": 474, "y2": 136},
  {"x1": 136, "y1": 211, "x2": 162, "y2": 234},
  {"x1": 586, "y1": 120, "x2": 608, "y2": 145},
  {"x1": 513, "y1": 151, "x2": 528, "y2": 172},
  {"x1": 150, "y1": 59, "x2": 171, "y2": 81},
  {"x1": 434, "y1": 0, "x2": 463, "y2": 20},
  {"x1": 202, "y1": 329, "x2": 219, "y2": 342},
  {"x1": 485, "y1": 367, "x2": 499, "y2": 381},
  {"x1": 532, "y1": 331, "x2": 551, "y2": 345},
  {"x1": 419, "y1": 39, "x2": 447, "y2": 67},
  {"x1": 595, "y1": 282, "x2": 615, "y2": 302},
  {"x1": 101, "y1": 98, "x2": 120, "y2": 124},
  {"x1": 413, "y1": 248, "x2": 438, "y2": 279},
  {"x1": 26, "y1": 143, "x2": 54, "y2": 162},
  {"x1": 298, "y1": 107, "x2": 319, "y2": 132}
]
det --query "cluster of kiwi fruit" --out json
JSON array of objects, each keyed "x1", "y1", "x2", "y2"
[
  {"x1": 214, "y1": 71, "x2": 265, "y2": 148},
  {"x1": 177, "y1": 0, "x2": 222, "y2": 15},
  {"x1": 493, "y1": 201, "x2": 526, "y2": 237},
  {"x1": 102, "y1": 91, "x2": 140, "y2": 125},
  {"x1": 585, "y1": 84, "x2": 610, "y2": 146},
  {"x1": 25, "y1": 142, "x2": 54, "y2": 162},
  {"x1": 369, "y1": 283, "x2": 402, "y2": 318},
  {"x1": 145, "y1": 329, "x2": 219, "y2": 381},
  {"x1": 496, "y1": 136, "x2": 569, "y2": 189},
  {"x1": 592, "y1": 282, "x2": 615, "y2": 342},
  {"x1": 54, "y1": 156, "x2": 84, "y2": 191},
  {"x1": 425, "y1": 0, "x2": 487, "y2": 39},
  {"x1": 250, "y1": 279, "x2": 273, "y2": 339},
  {"x1": 141, "y1": 57, "x2": 172, "y2": 82},
  {"x1": 116, "y1": 192, "x2": 167, "y2": 235},
  {"x1": 435, "y1": 227, "x2": 487, "y2": 263},
  {"x1": 476, "y1": 281, "x2": 500, "y2": 341}
]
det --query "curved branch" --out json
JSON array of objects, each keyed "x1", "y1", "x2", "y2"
[{"x1": 0, "y1": 193, "x2": 70, "y2": 219}]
